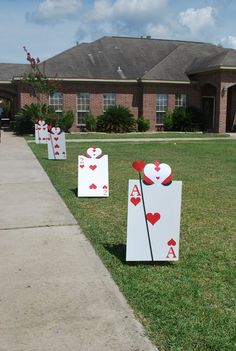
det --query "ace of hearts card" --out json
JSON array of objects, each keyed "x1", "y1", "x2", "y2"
[
  {"x1": 35, "y1": 120, "x2": 49, "y2": 144},
  {"x1": 78, "y1": 146, "x2": 109, "y2": 197},
  {"x1": 47, "y1": 127, "x2": 66, "y2": 160},
  {"x1": 126, "y1": 160, "x2": 182, "y2": 261}
]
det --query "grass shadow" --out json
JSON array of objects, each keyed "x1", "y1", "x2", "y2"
[
  {"x1": 70, "y1": 187, "x2": 78, "y2": 196},
  {"x1": 104, "y1": 243, "x2": 173, "y2": 267}
]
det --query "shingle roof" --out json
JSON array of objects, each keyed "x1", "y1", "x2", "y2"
[
  {"x1": 1, "y1": 36, "x2": 236, "y2": 82},
  {"x1": 40, "y1": 36, "x2": 236, "y2": 82},
  {"x1": 0, "y1": 63, "x2": 29, "y2": 81}
]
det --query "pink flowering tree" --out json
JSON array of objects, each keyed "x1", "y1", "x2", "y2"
[{"x1": 22, "y1": 46, "x2": 61, "y2": 104}]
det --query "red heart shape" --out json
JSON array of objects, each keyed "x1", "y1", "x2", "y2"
[
  {"x1": 54, "y1": 151, "x2": 59, "y2": 156},
  {"x1": 89, "y1": 183, "x2": 97, "y2": 189},
  {"x1": 146, "y1": 212, "x2": 161, "y2": 225},
  {"x1": 132, "y1": 160, "x2": 145, "y2": 172},
  {"x1": 103, "y1": 185, "x2": 108, "y2": 189},
  {"x1": 54, "y1": 144, "x2": 60, "y2": 148},
  {"x1": 168, "y1": 239, "x2": 176, "y2": 246},
  {"x1": 89, "y1": 165, "x2": 97, "y2": 171},
  {"x1": 80, "y1": 165, "x2": 84, "y2": 168},
  {"x1": 54, "y1": 137, "x2": 59, "y2": 141},
  {"x1": 130, "y1": 197, "x2": 141, "y2": 206}
]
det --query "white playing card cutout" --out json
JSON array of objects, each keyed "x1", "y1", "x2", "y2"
[
  {"x1": 78, "y1": 146, "x2": 109, "y2": 197},
  {"x1": 35, "y1": 120, "x2": 49, "y2": 144},
  {"x1": 126, "y1": 160, "x2": 182, "y2": 261},
  {"x1": 47, "y1": 127, "x2": 66, "y2": 160}
]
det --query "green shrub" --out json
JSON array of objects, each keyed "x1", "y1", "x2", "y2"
[
  {"x1": 14, "y1": 111, "x2": 34, "y2": 135},
  {"x1": 96, "y1": 105, "x2": 136, "y2": 133},
  {"x1": 85, "y1": 113, "x2": 96, "y2": 132},
  {"x1": 13, "y1": 103, "x2": 50, "y2": 134},
  {"x1": 136, "y1": 116, "x2": 150, "y2": 132},
  {"x1": 163, "y1": 110, "x2": 173, "y2": 131},
  {"x1": 59, "y1": 110, "x2": 74, "y2": 132},
  {"x1": 172, "y1": 107, "x2": 193, "y2": 131},
  {"x1": 13, "y1": 103, "x2": 74, "y2": 135}
]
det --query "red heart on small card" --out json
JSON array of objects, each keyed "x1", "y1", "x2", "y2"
[
  {"x1": 130, "y1": 197, "x2": 141, "y2": 206},
  {"x1": 89, "y1": 183, "x2": 97, "y2": 189},
  {"x1": 54, "y1": 144, "x2": 60, "y2": 148},
  {"x1": 146, "y1": 212, "x2": 161, "y2": 225},
  {"x1": 132, "y1": 160, "x2": 145, "y2": 172},
  {"x1": 54, "y1": 151, "x2": 59, "y2": 156},
  {"x1": 168, "y1": 239, "x2": 176, "y2": 246},
  {"x1": 89, "y1": 165, "x2": 97, "y2": 171},
  {"x1": 80, "y1": 165, "x2": 84, "y2": 168},
  {"x1": 54, "y1": 137, "x2": 59, "y2": 141},
  {"x1": 103, "y1": 185, "x2": 108, "y2": 189}
]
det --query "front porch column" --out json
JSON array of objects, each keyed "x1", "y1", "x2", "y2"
[{"x1": 216, "y1": 83, "x2": 228, "y2": 133}]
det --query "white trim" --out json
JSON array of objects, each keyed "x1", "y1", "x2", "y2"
[
  {"x1": 13, "y1": 76, "x2": 138, "y2": 83},
  {"x1": 142, "y1": 79, "x2": 190, "y2": 84},
  {"x1": 13, "y1": 76, "x2": 191, "y2": 84}
]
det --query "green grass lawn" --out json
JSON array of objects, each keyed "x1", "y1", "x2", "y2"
[
  {"x1": 29, "y1": 140, "x2": 236, "y2": 351},
  {"x1": 25, "y1": 131, "x2": 230, "y2": 141}
]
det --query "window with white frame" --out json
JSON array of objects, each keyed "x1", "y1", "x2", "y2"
[
  {"x1": 77, "y1": 93, "x2": 90, "y2": 125},
  {"x1": 156, "y1": 94, "x2": 168, "y2": 124},
  {"x1": 103, "y1": 93, "x2": 116, "y2": 110},
  {"x1": 175, "y1": 94, "x2": 186, "y2": 108},
  {"x1": 49, "y1": 92, "x2": 63, "y2": 116}
]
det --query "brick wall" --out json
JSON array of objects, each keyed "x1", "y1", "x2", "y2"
[
  {"x1": 142, "y1": 83, "x2": 198, "y2": 130},
  {"x1": 18, "y1": 72, "x2": 236, "y2": 133}
]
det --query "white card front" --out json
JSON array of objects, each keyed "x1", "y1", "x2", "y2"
[
  {"x1": 47, "y1": 127, "x2": 66, "y2": 160},
  {"x1": 35, "y1": 121, "x2": 49, "y2": 144},
  {"x1": 126, "y1": 180, "x2": 182, "y2": 261},
  {"x1": 78, "y1": 155, "x2": 109, "y2": 197}
]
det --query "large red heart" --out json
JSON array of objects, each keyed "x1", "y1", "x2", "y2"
[
  {"x1": 54, "y1": 151, "x2": 59, "y2": 156},
  {"x1": 130, "y1": 197, "x2": 141, "y2": 206},
  {"x1": 132, "y1": 160, "x2": 145, "y2": 172},
  {"x1": 89, "y1": 183, "x2": 97, "y2": 189},
  {"x1": 168, "y1": 239, "x2": 176, "y2": 246},
  {"x1": 89, "y1": 165, "x2": 97, "y2": 171},
  {"x1": 146, "y1": 212, "x2": 161, "y2": 225}
]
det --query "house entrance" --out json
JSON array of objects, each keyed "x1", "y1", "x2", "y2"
[{"x1": 202, "y1": 96, "x2": 215, "y2": 131}]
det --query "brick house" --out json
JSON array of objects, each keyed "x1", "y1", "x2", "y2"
[{"x1": 1, "y1": 36, "x2": 236, "y2": 132}]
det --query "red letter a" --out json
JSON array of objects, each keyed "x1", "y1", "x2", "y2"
[
  {"x1": 166, "y1": 247, "x2": 177, "y2": 259},
  {"x1": 130, "y1": 184, "x2": 141, "y2": 197}
]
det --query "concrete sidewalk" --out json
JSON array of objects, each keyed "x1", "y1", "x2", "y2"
[{"x1": 0, "y1": 132, "x2": 157, "y2": 351}]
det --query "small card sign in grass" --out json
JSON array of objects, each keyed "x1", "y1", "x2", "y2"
[
  {"x1": 126, "y1": 160, "x2": 182, "y2": 261},
  {"x1": 78, "y1": 146, "x2": 109, "y2": 197},
  {"x1": 35, "y1": 120, "x2": 49, "y2": 144},
  {"x1": 48, "y1": 127, "x2": 66, "y2": 160}
]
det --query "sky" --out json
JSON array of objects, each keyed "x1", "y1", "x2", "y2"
[{"x1": 0, "y1": 0, "x2": 236, "y2": 64}]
